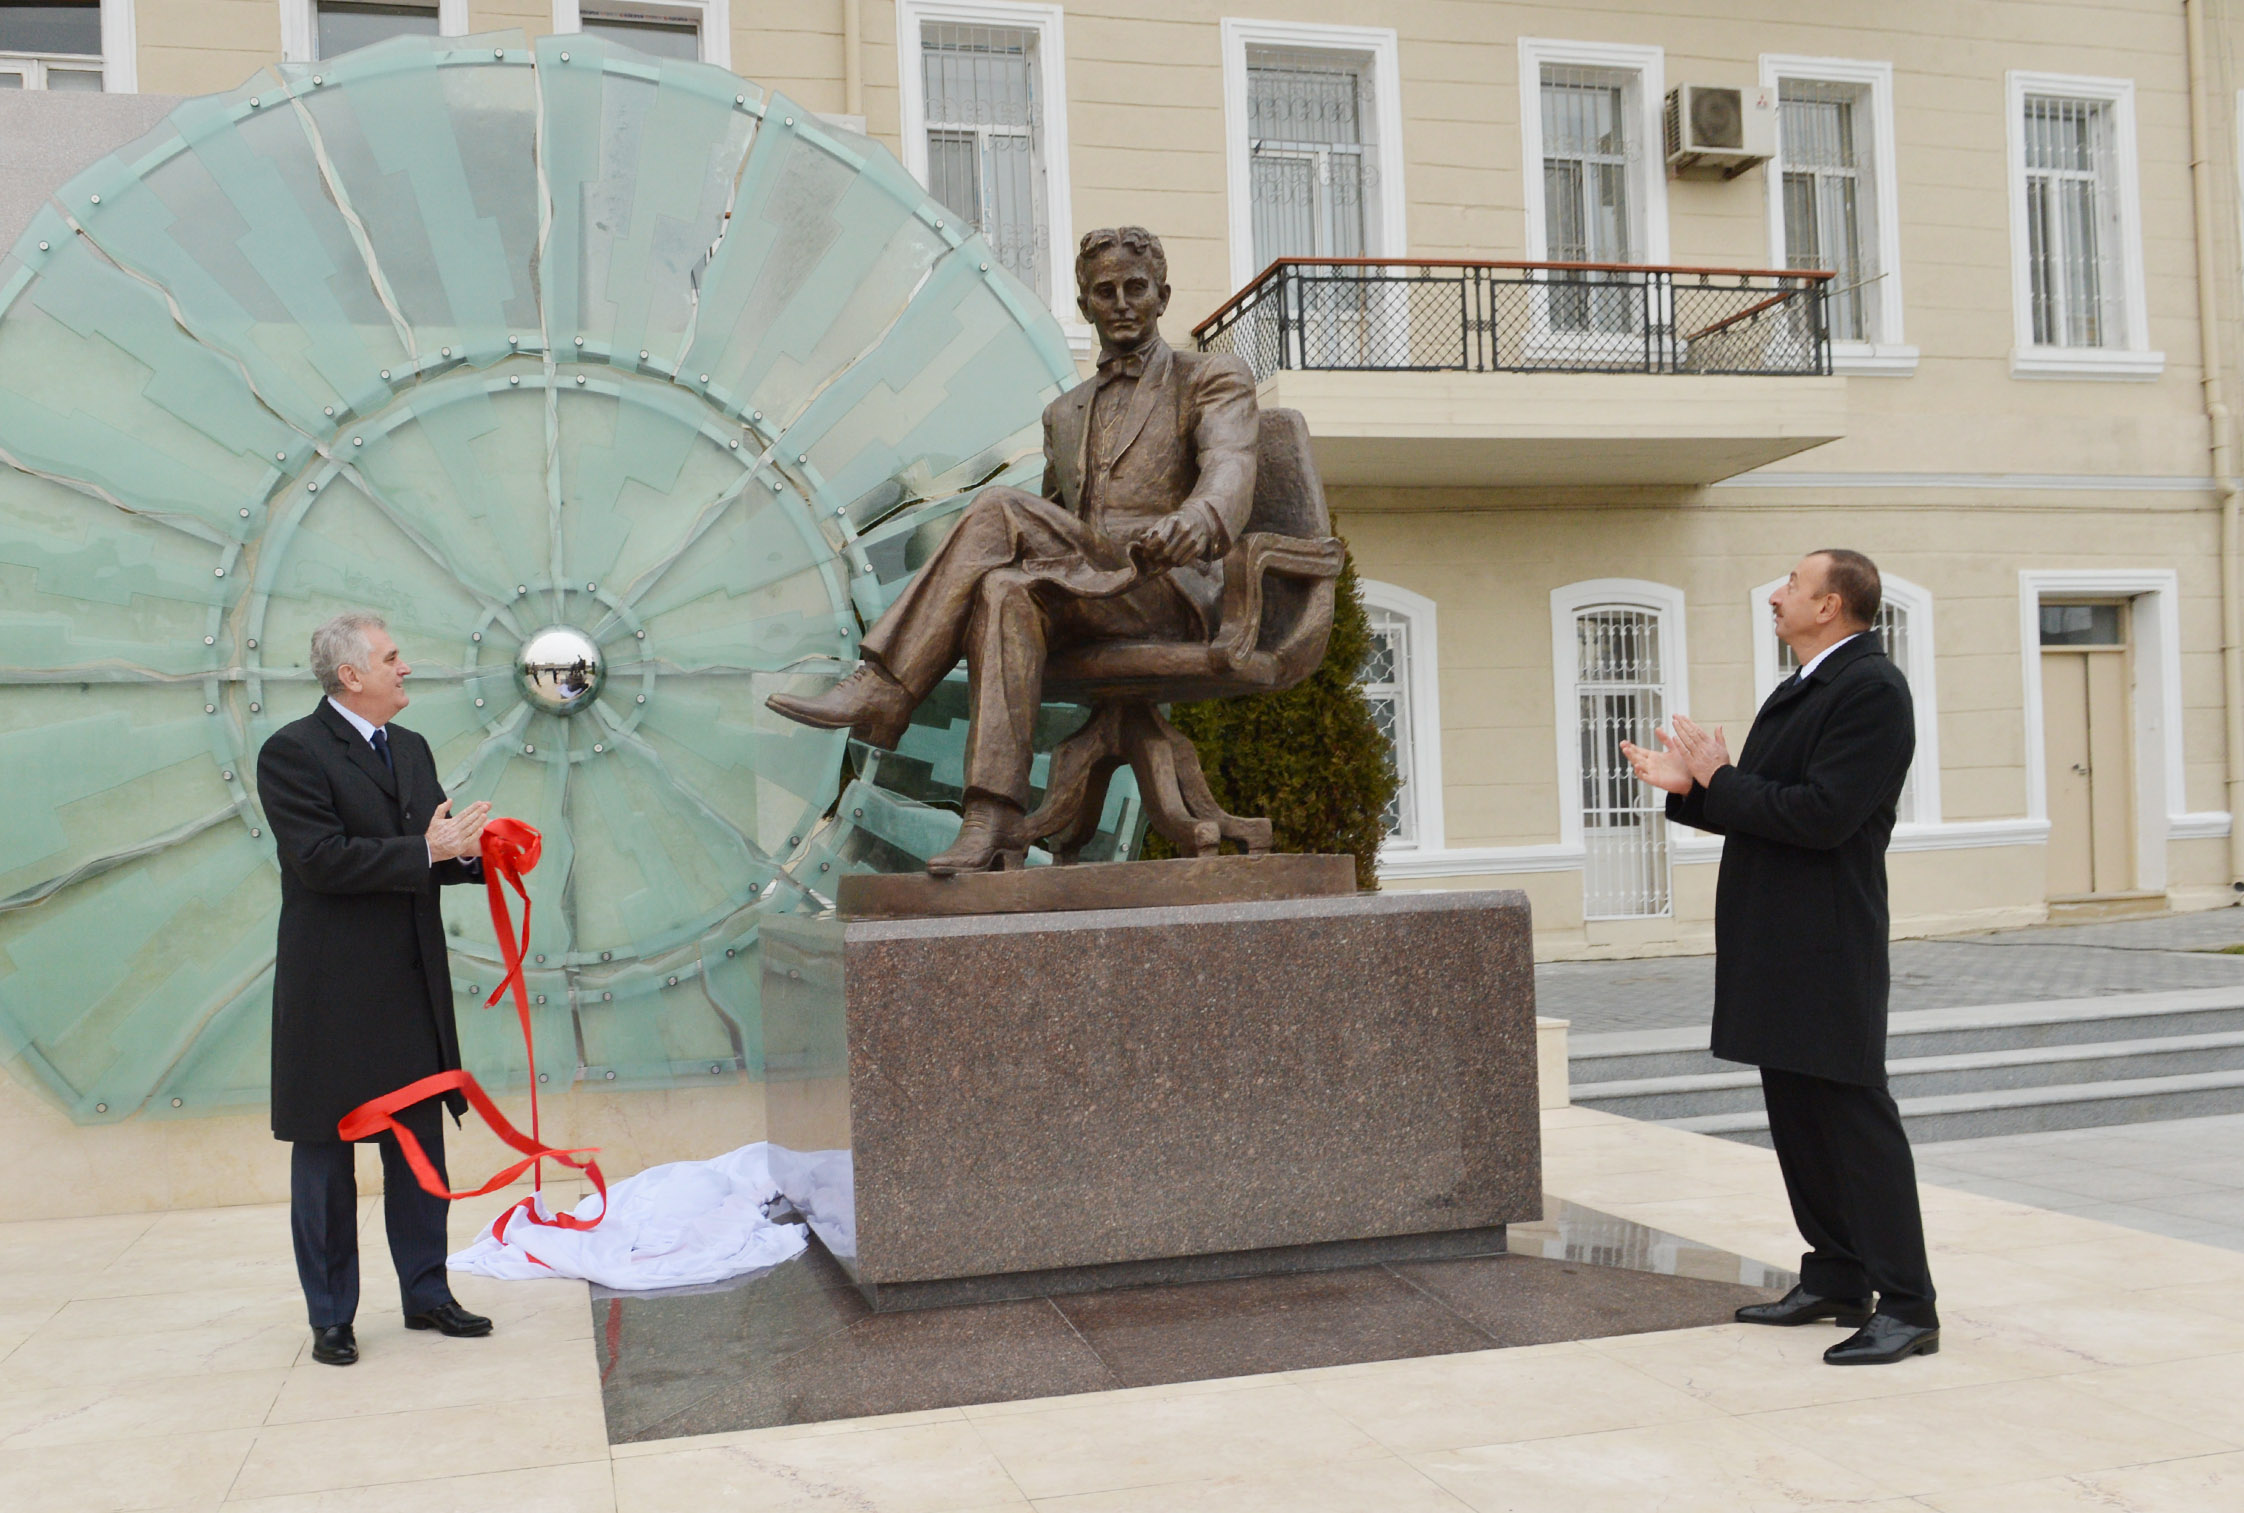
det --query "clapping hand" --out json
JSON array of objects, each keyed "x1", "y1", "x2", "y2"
[
  {"x1": 426, "y1": 798, "x2": 493, "y2": 862},
  {"x1": 1620, "y1": 715, "x2": 1731, "y2": 796}
]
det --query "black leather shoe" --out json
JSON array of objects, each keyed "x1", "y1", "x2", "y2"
[
  {"x1": 310, "y1": 1323, "x2": 358, "y2": 1366},
  {"x1": 1825, "y1": 1314, "x2": 1940, "y2": 1365},
  {"x1": 405, "y1": 1301, "x2": 493, "y2": 1337},
  {"x1": 1735, "y1": 1284, "x2": 1873, "y2": 1328}
]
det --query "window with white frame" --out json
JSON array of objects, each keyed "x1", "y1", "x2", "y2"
[
  {"x1": 316, "y1": 2, "x2": 438, "y2": 58},
  {"x1": 1246, "y1": 49, "x2": 1373, "y2": 266},
  {"x1": 0, "y1": 1, "x2": 104, "y2": 90},
  {"x1": 1753, "y1": 572, "x2": 1940, "y2": 826},
  {"x1": 286, "y1": 0, "x2": 466, "y2": 63},
  {"x1": 1222, "y1": 21, "x2": 1404, "y2": 291},
  {"x1": 1763, "y1": 57, "x2": 1909, "y2": 372},
  {"x1": 1356, "y1": 581, "x2": 1443, "y2": 852},
  {"x1": 580, "y1": 2, "x2": 701, "y2": 59},
  {"x1": 1552, "y1": 579, "x2": 1686, "y2": 921},
  {"x1": 921, "y1": 21, "x2": 1049, "y2": 298},
  {"x1": 1574, "y1": 605, "x2": 1672, "y2": 917},
  {"x1": 2006, "y1": 72, "x2": 2157, "y2": 378},
  {"x1": 900, "y1": 1, "x2": 1070, "y2": 321},
  {"x1": 2024, "y1": 97, "x2": 2121, "y2": 347},
  {"x1": 548, "y1": 0, "x2": 727, "y2": 69},
  {"x1": 1519, "y1": 39, "x2": 1666, "y2": 350}
]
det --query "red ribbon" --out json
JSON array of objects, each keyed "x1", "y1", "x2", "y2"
[{"x1": 336, "y1": 817, "x2": 608, "y2": 1244}]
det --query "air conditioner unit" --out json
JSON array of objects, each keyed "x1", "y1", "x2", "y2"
[{"x1": 1664, "y1": 84, "x2": 1777, "y2": 179}]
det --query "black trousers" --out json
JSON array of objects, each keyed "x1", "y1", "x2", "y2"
[
  {"x1": 1760, "y1": 1067, "x2": 1938, "y2": 1327},
  {"x1": 290, "y1": 1099, "x2": 455, "y2": 1328}
]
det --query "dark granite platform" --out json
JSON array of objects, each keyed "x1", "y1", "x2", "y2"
[
  {"x1": 592, "y1": 1195, "x2": 1796, "y2": 1443},
  {"x1": 761, "y1": 888, "x2": 1541, "y2": 1307},
  {"x1": 836, "y1": 852, "x2": 1358, "y2": 920}
]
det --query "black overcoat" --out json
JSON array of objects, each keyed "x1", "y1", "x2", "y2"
[
  {"x1": 1665, "y1": 634, "x2": 1915, "y2": 1086},
  {"x1": 258, "y1": 699, "x2": 480, "y2": 1142}
]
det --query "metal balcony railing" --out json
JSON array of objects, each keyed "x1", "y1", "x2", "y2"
[{"x1": 1192, "y1": 258, "x2": 1834, "y2": 380}]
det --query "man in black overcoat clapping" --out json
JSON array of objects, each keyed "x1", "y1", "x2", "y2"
[
  {"x1": 1624, "y1": 549, "x2": 1938, "y2": 1366},
  {"x1": 257, "y1": 612, "x2": 499, "y2": 1366}
]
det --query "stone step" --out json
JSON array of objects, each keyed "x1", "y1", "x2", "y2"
[
  {"x1": 1567, "y1": 986, "x2": 2244, "y2": 1084},
  {"x1": 1575, "y1": 1029, "x2": 2244, "y2": 1121},
  {"x1": 1668, "y1": 1067, "x2": 2244, "y2": 1146}
]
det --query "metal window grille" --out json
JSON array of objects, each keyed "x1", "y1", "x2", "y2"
[
  {"x1": 1779, "y1": 81, "x2": 1876, "y2": 344},
  {"x1": 922, "y1": 22, "x2": 1049, "y2": 299},
  {"x1": 2022, "y1": 95, "x2": 2122, "y2": 348},
  {"x1": 1576, "y1": 606, "x2": 1671, "y2": 918},
  {"x1": 1247, "y1": 51, "x2": 1384, "y2": 367},
  {"x1": 1541, "y1": 65, "x2": 1640, "y2": 336},
  {"x1": 1776, "y1": 603, "x2": 1915, "y2": 819},
  {"x1": 1360, "y1": 608, "x2": 1415, "y2": 844}
]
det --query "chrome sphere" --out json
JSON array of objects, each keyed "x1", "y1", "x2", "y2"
[{"x1": 516, "y1": 626, "x2": 605, "y2": 715}]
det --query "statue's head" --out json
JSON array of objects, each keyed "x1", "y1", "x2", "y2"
[{"x1": 1075, "y1": 226, "x2": 1171, "y2": 353}]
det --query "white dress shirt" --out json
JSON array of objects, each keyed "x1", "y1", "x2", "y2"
[
  {"x1": 327, "y1": 696, "x2": 434, "y2": 866},
  {"x1": 1793, "y1": 630, "x2": 1864, "y2": 684}
]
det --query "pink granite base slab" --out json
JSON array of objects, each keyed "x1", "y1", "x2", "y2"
[{"x1": 761, "y1": 888, "x2": 1540, "y2": 1298}]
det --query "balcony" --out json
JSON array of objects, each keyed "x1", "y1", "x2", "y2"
[{"x1": 1192, "y1": 260, "x2": 1850, "y2": 490}]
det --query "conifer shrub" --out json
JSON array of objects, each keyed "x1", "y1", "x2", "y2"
[{"x1": 1140, "y1": 551, "x2": 1396, "y2": 887}]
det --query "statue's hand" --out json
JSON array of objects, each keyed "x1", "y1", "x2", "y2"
[{"x1": 1136, "y1": 511, "x2": 1214, "y2": 570}]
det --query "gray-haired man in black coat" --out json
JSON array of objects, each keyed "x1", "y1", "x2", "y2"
[
  {"x1": 1624, "y1": 549, "x2": 1938, "y2": 1366},
  {"x1": 258, "y1": 612, "x2": 498, "y2": 1366}
]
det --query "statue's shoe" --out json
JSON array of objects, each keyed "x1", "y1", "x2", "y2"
[
  {"x1": 766, "y1": 664, "x2": 915, "y2": 749},
  {"x1": 927, "y1": 799, "x2": 1028, "y2": 875}
]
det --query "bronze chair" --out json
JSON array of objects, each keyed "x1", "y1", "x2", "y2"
[{"x1": 1023, "y1": 407, "x2": 1345, "y2": 862}]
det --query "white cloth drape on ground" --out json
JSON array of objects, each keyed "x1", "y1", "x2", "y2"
[{"x1": 446, "y1": 1141, "x2": 808, "y2": 1290}]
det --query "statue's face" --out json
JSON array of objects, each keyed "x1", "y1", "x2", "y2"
[{"x1": 1077, "y1": 245, "x2": 1171, "y2": 352}]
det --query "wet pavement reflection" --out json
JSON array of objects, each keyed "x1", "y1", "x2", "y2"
[{"x1": 592, "y1": 1195, "x2": 1791, "y2": 1443}]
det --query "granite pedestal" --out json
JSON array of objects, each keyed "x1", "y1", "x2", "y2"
[{"x1": 762, "y1": 887, "x2": 1541, "y2": 1310}]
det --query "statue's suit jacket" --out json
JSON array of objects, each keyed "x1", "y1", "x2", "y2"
[{"x1": 1036, "y1": 337, "x2": 1260, "y2": 630}]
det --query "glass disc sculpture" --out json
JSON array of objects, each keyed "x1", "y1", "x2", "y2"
[{"x1": 0, "y1": 32, "x2": 1129, "y2": 1123}]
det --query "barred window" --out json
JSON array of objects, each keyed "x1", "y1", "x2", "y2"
[
  {"x1": 1247, "y1": 50, "x2": 1371, "y2": 267},
  {"x1": 1779, "y1": 80, "x2": 1877, "y2": 344},
  {"x1": 1540, "y1": 65, "x2": 1641, "y2": 335},
  {"x1": 921, "y1": 22, "x2": 1049, "y2": 299},
  {"x1": 1359, "y1": 608, "x2": 1415, "y2": 845},
  {"x1": 1777, "y1": 603, "x2": 1916, "y2": 818},
  {"x1": 1541, "y1": 67, "x2": 1636, "y2": 266},
  {"x1": 1574, "y1": 606, "x2": 1670, "y2": 918},
  {"x1": 0, "y1": 1, "x2": 103, "y2": 89},
  {"x1": 2022, "y1": 95, "x2": 2124, "y2": 349}
]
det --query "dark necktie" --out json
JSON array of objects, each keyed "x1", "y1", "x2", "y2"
[{"x1": 370, "y1": 726, "x2": 393, "y2": 772}]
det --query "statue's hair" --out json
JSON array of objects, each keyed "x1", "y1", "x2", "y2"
[
  {"x1": 310, "y1": 612, "x2": 387, "y2": 696},
  {"x1": 1075, "y1": 226, "x2": 1167, "y2": 295}
]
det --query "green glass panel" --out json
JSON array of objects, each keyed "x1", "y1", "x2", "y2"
[{"x1": 0, "y1": 34, "x2": 1109, "y2": 1123}]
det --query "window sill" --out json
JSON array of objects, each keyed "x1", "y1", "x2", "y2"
[
  {"x1": 1829, "y1": 343, "x2": 1918, "y2": 377},
  {"x1": 2010, "y1": 347, "x2": 2165, "y2": 381},
  {"x1": 1063, "y1": 320, "x2": 1095, "y2": 362}
]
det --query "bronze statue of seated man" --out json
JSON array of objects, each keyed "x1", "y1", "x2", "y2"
[{"x1": 767, "y1": 226, "x2": 1259, "y2": 874}]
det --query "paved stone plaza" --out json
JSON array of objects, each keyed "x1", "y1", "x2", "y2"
[
  {"x1": 7, "y1": 1106, "x2": 2244, "y2": 1510},
  {"x1": 1537, "y1": 909, "x2": 2244, "y2": 1036}
]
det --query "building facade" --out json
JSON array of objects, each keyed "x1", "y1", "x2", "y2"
[{"x1": 9, "y1": 0, "x2": 2244, "y2": 959}]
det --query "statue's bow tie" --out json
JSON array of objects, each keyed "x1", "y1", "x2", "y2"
[{"x1": 1096, "y1": 349, "x2": 1149, "y2": 382}]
